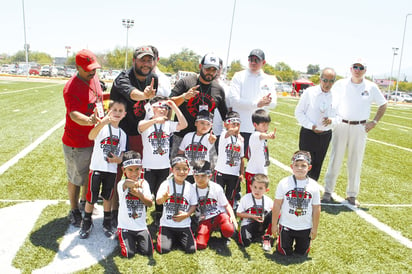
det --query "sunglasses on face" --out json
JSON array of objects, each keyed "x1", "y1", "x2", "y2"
[
  {"x1": 248, "y1": 56, "x2": 262, "y2": 63},
  {"x1": 352, "y1": 65, "x2": 365, "y2": 71},
  {"x1": 321, "y1": 78, "x2": 335, "y2": 84}
]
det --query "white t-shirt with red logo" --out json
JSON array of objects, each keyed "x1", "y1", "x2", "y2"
[
  {"x1": 90, "y1": 124, "x2": 127, "y2": 173},
  {"x1": 237, "y1": 193, "x2": 273, "y2": 226},
  {"x1": 192, "y1": 181, "x2": 228, "y2": 221},
  {"x1": 117, "y1": 179, "x2": 151, "y2": 231},
  {"x1": 215, "y1": 129, "x2": 244, "y2": 176},
  {"x1": 179, "y1": 132, "x2": 213, "y2": 175}
]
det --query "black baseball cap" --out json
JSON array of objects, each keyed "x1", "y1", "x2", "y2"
[{"x1": 248, "y1": 49, "x2": 265, "y2": 61}]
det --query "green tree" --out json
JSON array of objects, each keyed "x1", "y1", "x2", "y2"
[
  {"x1": 105, "y1": 47, "x2": 133, "y2": 69},
  {"x1": 163, "y1": 48, "x2": 200, "y2": 73},
  {"x1": 263, "y1": 63, "x2": 276, "y2": 75},
  {"x1": 10, "y1": 51, "x2": 27, "y2": 63},
  {"x1": 226, "y1": 60, "x2": 243, "y2": 80},
  {"x1": 307, "y1": 64, "x2": 320, "y2": 74},
  {"x1": 30, "y1": 51, "x2": 53, "y2": 65}
]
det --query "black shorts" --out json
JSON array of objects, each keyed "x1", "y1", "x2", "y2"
[{"x1": 86, "y1": 170, "x2": 116, "y2": 204}]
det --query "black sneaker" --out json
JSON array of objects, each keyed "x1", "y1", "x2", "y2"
[
  {"x1": 103, "y1": 223, "x2": 114, "y2": 238},
  {"x1": 69, "y1": 209, "x2": 82, "y2": 227},
  {"x1": 79, "y1": 220, "x2": 93, "y2": 239}
]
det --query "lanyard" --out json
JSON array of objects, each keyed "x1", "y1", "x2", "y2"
[
  {"x1": 190, "y1": 133, "x2": 206, "y2": 164},
  {"x1": 77, "y1": 74, "x2": 102, "y2": 102},
  {"x1": 196, "y1": 78, "x2": 211, "y2": 106},
  {"x1": 292, "y1": 175, "x2": 307, "y2": 209},
  {"x1": 195, "y1": 183, "x2": 209, "y2": 216},
  {"x1": 172, "y1": 179, "x2": 185, "y2": 215},
  {"x1": 228, "y1": 135, "x2": 238, "y2": 165},
  {"x1": 153, "y1": 123, "x2": 164, "y2": 153},
  {"x1": 251, "y1": 195, "x2": 265, "y2": 218},
  {"x1": 108, "y1": 124, "x2": 121, "y2": 156}
]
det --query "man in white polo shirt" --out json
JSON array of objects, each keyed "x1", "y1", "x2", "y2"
[
  {"x1": 295, "y1": 67, "x2": 336, "y2": 182},
  {"x1": 322, "y1": 58, "x2": 387, "y2": 207}
]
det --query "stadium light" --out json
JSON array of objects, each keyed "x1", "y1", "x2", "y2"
[
  {"x1": 388, "y1": 47, "x2": 398, "y2": 100},
  {"x1": 394, "y1": 13, "x2": 412, "y2": 95},
  {"x1": 122, "y1": 19, "x2": 134, "y2": 71}
]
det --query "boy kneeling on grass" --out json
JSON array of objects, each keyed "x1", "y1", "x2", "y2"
[
  {"x1": 236, "y1": 174, "x2": 274, "y2": 252},
  {"x1": 80, "y1": 99, "x2": 127, "y2": 239},
  {"x1": 192, "y1": 162, "x2": 238, "y2": 249},
  {"x1": 117, "y1": 151, "x2": 154, "y2": 257},
  {"x1": 155, "y1": 156, "x2": 198, "y2": 254},
  {"x1": 271, "y1": 150, "x2": 321, "y2": 257}
]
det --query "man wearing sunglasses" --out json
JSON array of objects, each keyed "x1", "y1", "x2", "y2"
[
  {"x1": 295, "y1": 67, "x2": 336, "y2": 182},
  {"x1": 322, "y1": 58, "x2": 387, "y2": 207}
]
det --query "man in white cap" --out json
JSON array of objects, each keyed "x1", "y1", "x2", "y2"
[
  {"x1": 322, "y1": 58, "x2": 387, "y2": 207},
  {"x1": 170, "y1": 53, "x2": 228, "y2": 158}
]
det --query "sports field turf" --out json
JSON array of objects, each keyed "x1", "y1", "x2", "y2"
[{"x1": 0, "y1": 78, "x2": 411, "y2": 273}]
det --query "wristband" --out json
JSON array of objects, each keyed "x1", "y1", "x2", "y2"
[{"x1": 372, "y1": 120, "x2": 378, "y2": 124}]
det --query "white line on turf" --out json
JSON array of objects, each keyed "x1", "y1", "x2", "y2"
[
  {"x1": 269, "y1": 156, "x2": 412, "y2": 249},
  {"x1": 0, "y1": 83, "x2": 62, "y2": 95},
  {"x1": 0, "y1": 119, "x2": 65, "y2": 175}
]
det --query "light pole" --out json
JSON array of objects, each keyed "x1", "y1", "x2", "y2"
[
  {"x1": 65, "y1": 46, "x2": 71, "y2": 60},
  {"x1": 394, "y1": 13, "x2": 412, "y2": 96},
  {"x1": 225, "y1": 0, "x2": 237, "y2": 76},
  {"x1": 22, "y1": 0, "x2": 29, "y2": 79},
  {"x1": 388, "y1": 47, "x2": 398, "y2": 100},
  {"x1": 122, "y1": 19, "x2": 134, "y2": 71}
]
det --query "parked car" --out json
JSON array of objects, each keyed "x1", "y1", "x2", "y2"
[
  {"x1": 29, "y1": 66, "x2": 40, "y2": 75},
  {"x1": 390, "y1": 91, "x2": 412, "y2": 102},
  {"x1": 1, "y1": 64, "x2": 9, "y2": 73},
  {"x1": 56, "y1": 66, "x2": 65, "y2": 77},
  {"x1": 40, "y1": 65, "x2": 51, "y2": 76},
  {"x1": 102, "y1": 70, "x2": 121, "y2": 81},
  {"x1": 64, "y1": 68, "x2": 76, "y2": 78}
]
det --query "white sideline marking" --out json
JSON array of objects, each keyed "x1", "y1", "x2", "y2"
[
  {"x1": 367, "y1": 138, "x2": 412, "y2": 153},
  {"x1": 33, "y1": 204, "x2": 117, "y2": 274},
  {"x1": 0, "y1": 119, "x2": 65, "y2": 175},
  {"x1": 0, "y1": 200, "x2": 57, "y2": 273},
  {"x1": 270, "y1": 111, "x2": 411, "y2": 152},
  {"x1": 269, "y1": 156, "x2": 412, "y2": 249},
  {"x1": 0, "y1": 84, "x2": 62, "y2": 95}
]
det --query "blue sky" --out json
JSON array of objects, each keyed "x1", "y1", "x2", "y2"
[{"x1": 1, "y1": 0, "x2": 412, "y2": 79}]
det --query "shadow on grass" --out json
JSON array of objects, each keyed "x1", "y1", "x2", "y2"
[
  {"x1": 265, "y1": 251, "x2": 312, "y2": 265},
  {"x1": 207, "y1": 236, "x2": 232, "y2": 256},
  {"x1": 321, "y1": 203, "x2": 353, "y2": 215},
  {"x1": 30, "y1": 216, "x2": 67, "y2": 251}
]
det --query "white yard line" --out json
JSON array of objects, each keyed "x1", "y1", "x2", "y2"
[
  {"x1": 269, "y1": 156, "x2": 412, "y2": 249},
  {"x1": 0, "y1": 83, "x2": 62, "y2": 95},
  {"x1": 0, "y1": 119, "x2": 65, "y2": 175},
  {"x1": 367, "y1": 138, "x2": 412, "y2": 153},
  {"x1": 270, "y1": 111, "x2": 411, "y2": 152}
]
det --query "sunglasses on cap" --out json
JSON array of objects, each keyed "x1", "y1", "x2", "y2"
[
  {"x1": 321, "y1": 78, "x2": 335, "y2": 84},
  {"x1": 352, "y1": 65, "x2": 365, "y2": 71}
]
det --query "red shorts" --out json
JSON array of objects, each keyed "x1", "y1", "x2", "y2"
[{"x1": 196, "y1": 213, "x2": 235, "y2": 250}]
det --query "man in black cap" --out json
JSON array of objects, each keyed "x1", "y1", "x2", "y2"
[
  {"x1": 229, "y1": 49, "x2": 277, "y2": 156},
  {"x1": 110, "y1": 45, "x2": 158, "y2": 227},
  {"x1": 170, "y1": 53, "x2": 228, "y2": 159}
]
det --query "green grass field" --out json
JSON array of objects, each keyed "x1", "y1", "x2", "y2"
[{"x1": 0, "y1": 78, "x2": 411, "y2": 273}]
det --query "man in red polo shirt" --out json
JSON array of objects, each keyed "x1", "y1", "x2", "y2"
[{"x1": 63, "y1": 49, "x2": 103, "y2": 227}]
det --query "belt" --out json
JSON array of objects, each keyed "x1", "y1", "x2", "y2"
[{"x1": 342, "y1": 119, "x2": 366, "y2": 125}]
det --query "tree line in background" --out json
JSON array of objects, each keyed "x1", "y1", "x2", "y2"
[{"x1": 2, "y1": 48, "x2": 412, "y2": 91}]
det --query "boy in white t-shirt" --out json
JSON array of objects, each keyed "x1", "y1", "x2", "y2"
[
  {"x1": 237, "y1": 174, "x2": 274, "y2": 252},
  {"x1": 178, "y1": 110, "x2": 216, "y2": 183},
  {"x1": 155, "y1": 156, "x2": 198, "y2": 254},
  {"x1": 214, "y1": 111, "x2": 245, "y2": 207},
  {"x1": 192, "y1": 162, "x2": 238, "y2": 249},
  {"x1": 117, "y1": 151, "x2": 154, "y2": 257},
  {"x1": 80, "y1": 99, "x2": 127, "y2": 239},
  {"x1": 138, "y1": 95, "x2": 188, "y2": 223},
  {"x1": 245, "y1": 109, "x2": 276, "y2": 193},
  {"x1": 271, "y1": 151, "x2": 321, "y2": 256}
]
